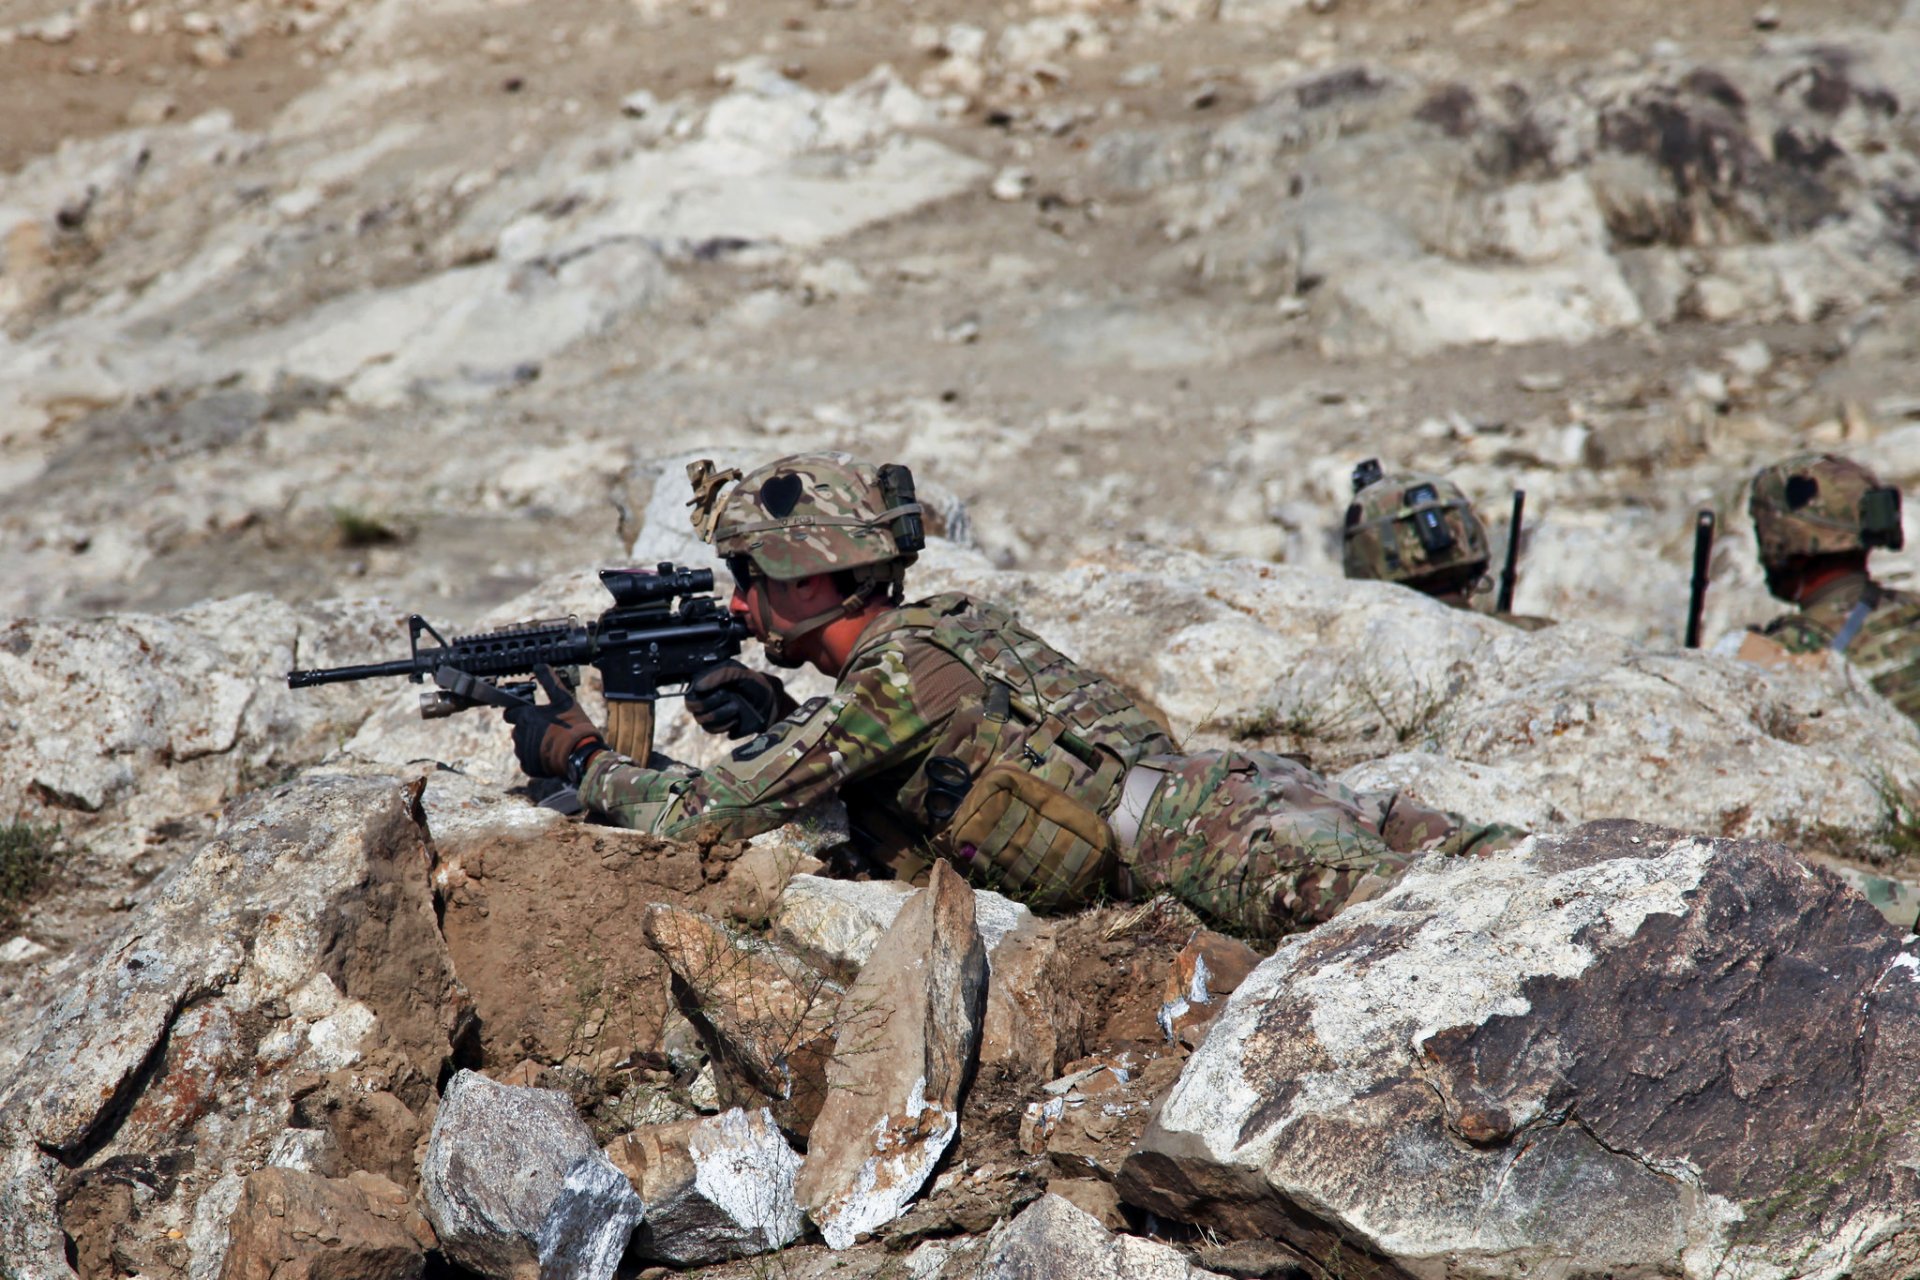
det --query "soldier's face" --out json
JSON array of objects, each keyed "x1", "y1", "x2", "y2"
[
  {"x1": 731, "y1": 573, "x2": 838, "y2": 668},
  {"x1": 1762, "y1": 558, "x2": 1798, "y2": 602}
]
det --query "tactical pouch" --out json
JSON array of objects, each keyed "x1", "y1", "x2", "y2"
[{"x1": 938, "y1": 762, "x2": 1118, "y2": 910}]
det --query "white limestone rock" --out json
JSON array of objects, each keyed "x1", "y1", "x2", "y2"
[
  {"x1": 1321, "y1": 250, "x2": 1644, "y2": 357},
  {"x1": 774, "y1": 874, "x2": 1035, "y2": 979},
  {"x1": 912, "y1": 545, "x2": 1920, "y2": 853},
  {"x1": 968, "y1": 1194, "x2": 1230, "y2": 1278},
  {"x1": 0, "y1": 594, "x2": 399, "y2": 830}
]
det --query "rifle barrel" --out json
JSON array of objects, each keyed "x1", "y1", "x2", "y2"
[
  {"x1": 287, "y1": 656, "x2": 426, "y2": 688},
  {"x1": 1496, "y1": 489, "x2": 1525, "y2": 615},
  {"x1": 1685, "y1": 509, "x2": 1716, "y2": 650}
]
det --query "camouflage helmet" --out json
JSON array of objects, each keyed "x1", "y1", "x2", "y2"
[
  {"x1": 1341, "y1": 463, "x2": 1490, "y2": 589},
  {"x1": 1749, "y1": 452, "x2": 1905, "y2": 565},
  {"x1": 689, "y1": 452, "x2": 924, "y2": 583}
]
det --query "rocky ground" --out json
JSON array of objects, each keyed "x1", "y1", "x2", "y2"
[{"x1": 7, "y1": 0, "x2": 1920, "y2": 1274}]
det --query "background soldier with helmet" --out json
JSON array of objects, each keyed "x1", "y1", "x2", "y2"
[
  {"x1": 1342, "y1": 459, "x2": 1552, "y2": 631},
  {"x1": 501, "y1": 451, "x2": 1519, "y2": 943},
  {"x1": 1746, "y1": 452, "x2": 1920, "y2": 724}
]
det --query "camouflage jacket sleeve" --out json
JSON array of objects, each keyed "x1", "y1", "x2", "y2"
[
  {"x1": 1759, "y1": 612, "x2": 1833, "y2": 654},
  {"x1": 577, "y1": 644, "x2": 938, "y2": 842}
]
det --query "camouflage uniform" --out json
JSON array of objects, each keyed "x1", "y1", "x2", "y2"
[
  {"x1": 1343, "y1": 463, "x2": 1553, "y2": 631},
  {"x1": 1750, "y1": 453, "x2": 1920, "y2": 723},
  {"x1": 578, "y1": 454, "x2": 1519, "y2": 942}
]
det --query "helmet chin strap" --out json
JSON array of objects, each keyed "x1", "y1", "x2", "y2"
[{"x1": 756, "y1": 582, "x2": 881, "y2": 667}]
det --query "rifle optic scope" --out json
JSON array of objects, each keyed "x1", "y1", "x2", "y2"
[{"x1": 599, "y1": 563, "x2": 715, "y2": 608}]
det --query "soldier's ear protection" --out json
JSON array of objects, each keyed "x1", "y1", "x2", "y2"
[
  {"x1": 1402, "y1": 483, "x2": 1457, "y2": 555},
  {"x1": 877, "y1": 463, "x2": 926, "y2": 553},
  {"x1": 1862, "y1": 487, "x2": 1905, "y2": 550},
  {"x1": 1351, "y1": 458, "x2": 1384, "y2": 494}
]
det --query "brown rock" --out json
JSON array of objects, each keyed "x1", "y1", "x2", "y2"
[
  {"x1": 436, "y1": 811, "x2": 709, "y2": 1070},
  {"x1": 880, "y1": 1167, "x2": 1043, "y2": 1248},
  {"x1": 795, "y1": 860, "x2": 988, "y2": 1249},
  {"x1": 324, "y1": 792, "x2": 474, "y2": 1091},
  {"x1": 979, "y1": 914, "x2": 1084, "y2": 1081},
  {"x1": 1021, "y1": 1048, "x2": 1185, "y2": 1180},
  {"x1": 717, "y1": 842, "x2": 825, "y2": 926},
  {"x1": 607, "y1": 1107, "x2": 803, "y2": 1265},
  {"x1": 0, "y1": 219, "x2": 55, "y2": 317},
  {"x1": 1157, "y1": 929, "x2": 1262, "y2": 1049},
  {"x1": 218, "y1": 1167, "x2": 427, "y2": 1280},
  {"x1": 641, "y1": 903, "x2": 842, "y2": 1140},
  {"x1": 1047, "y1": 1177, "x2": 1127, "y2": 1230},
  {"x1": 290, "y1": 1080, "x2": 424, "y2": 1190}
]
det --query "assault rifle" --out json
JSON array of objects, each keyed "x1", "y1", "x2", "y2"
[{"x1": 286, "y1": 563, "x2": 747, "y2": 760}]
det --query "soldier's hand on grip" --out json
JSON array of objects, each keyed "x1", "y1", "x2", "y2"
[
  {"x1": 505, "y1": 665, "x2": 605, "y2": 780},
  {"x1": 685, "y1": 661, "x2": 785, "y2": 739}
]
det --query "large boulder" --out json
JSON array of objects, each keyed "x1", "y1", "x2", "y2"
[
  {"x1": 422, "y1": 769, "x2": 713, "y2": 1071},
  {"x1": 1117, "y1": 822, "x2": 1920, "y2": 1278},
  {"x1": 0, "y1": 594, "x2": 404, "y2": 874},
  {"x1": 912, "y1": 543, "x2": 1920, "y2": 854},
  {"x1": 0, "y1": 769, "x2": 466, "y2": 1280}
]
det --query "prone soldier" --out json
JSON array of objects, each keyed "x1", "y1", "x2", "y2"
[
  {"x1": 1747, "y1": 452, "x2": 1919, "y2": 723},
  {"x1": 501, "y1": 452, "x2": 1519, "y2": 943},
  {"x1": 1342, "y1": 459, "x2": 1552, "y2": 631}
]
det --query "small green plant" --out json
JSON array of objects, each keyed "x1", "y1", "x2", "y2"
[
  {"x1": 1710, "y1": 1097, "x2": 1920, "y2": 1278},
  {"x1": 1871, "y1": 771, "x2": 1920, "y2": 867},
  {"x1": 1226, "y1": 704, "x2": 1287, "y2": 741},
  {"x1": 1349, "y1": 662, "x2": 1458, "y2": 749},
  {"x1": 329, "y1": 504, "x2": 404, "y2": 548},
  {"x1": 0, "y1": 819, "x2": 62, "y2": 931},
  {"x1": 1788, "y1": 771, "x2": 1920, "y2": 870}
]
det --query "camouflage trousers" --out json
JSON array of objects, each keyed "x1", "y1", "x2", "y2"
[{"x1": 1120, "y1": 750, "x2": 1520, "y2": 943}]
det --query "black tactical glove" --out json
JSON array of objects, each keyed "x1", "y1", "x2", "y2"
[
  {"x1": 505, "y1": 666, "x2": 606, "y2": 782},
  {"x1": 684, "y1": 661, "x2": 790, "y2": 739}
]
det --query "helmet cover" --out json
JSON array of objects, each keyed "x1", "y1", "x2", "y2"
[
  {"x1": 693, "y1": 452, "x2": 919, "y2": 582},
  {"x1": 1342, "y1": 471, "x2": 1491, "y2": 587},
  {"x1": 1749, "y1": 452, "x2": 1901, "y2": 564}
]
